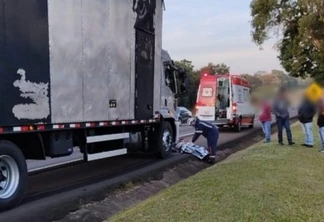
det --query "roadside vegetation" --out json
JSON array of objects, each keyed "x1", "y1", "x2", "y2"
[{"x1": 109, "y1": 123, "x2": 324, "y2": 222}]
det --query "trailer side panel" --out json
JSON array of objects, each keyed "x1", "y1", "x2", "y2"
[
  {"x1": 106, "y1": 0, "x2": 134, "y2": 120},
  {"x1": 48, "y1": 0, "x2": 84, "y2": 123},
  {"x1": 82, "y1": 0, "x2": 111, "y2": 121}
]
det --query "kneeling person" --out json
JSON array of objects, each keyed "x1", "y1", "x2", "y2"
[{"x1": 187, "y1": 117, "x2": 219, "y2": 164}]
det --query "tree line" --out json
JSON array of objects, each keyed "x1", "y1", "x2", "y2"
[{"x1": 250, "y1": 0, "x2": 324, "y2": 83}]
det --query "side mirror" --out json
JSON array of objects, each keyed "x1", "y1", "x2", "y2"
[{"x1": 178, "y1": 68, "x2": 188, "y2": 93}]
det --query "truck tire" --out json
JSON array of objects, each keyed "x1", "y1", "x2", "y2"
[
  {"x1": 0, "y1": 141, "x2": 27, "y2": 211},
  {"x1": 234, "y1": 120, "x2": 242, "y2": 132},
  {"x1": 155, "y1": 121, "x2": 173, "y2": 159},
  {"x1": 249, "y1": 116, "x2": 255, "y2": 129}
]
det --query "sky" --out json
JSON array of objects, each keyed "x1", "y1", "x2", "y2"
[{"x1": 162, "y1": 0, "x2": 283, "y2": 74}]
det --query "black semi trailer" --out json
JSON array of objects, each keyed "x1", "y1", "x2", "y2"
[{"x1": 0, "y1": 0, "x2": 184, "y2": 211}]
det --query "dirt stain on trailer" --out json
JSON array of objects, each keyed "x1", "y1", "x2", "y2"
[{"x1": 12, "y1": 69, "x2": 50, "y2": 120}]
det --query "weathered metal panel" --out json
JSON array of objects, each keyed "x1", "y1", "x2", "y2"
[
  {"x1": 154, "y1": 0, "x2": 163, "y2": 115},
  {"x1": 107, "y1": 0, "x2": 133, "y2": 120},
  {"x1": 129, "y1": 0, "x2": 136, "y2": 120},
  {"x1": 82, "y1": 0, "x2": 110, "y2": 121},
  {"x1": 133, "y1": 0, "x2": 157, "y2": 120},
  {"x1": 0, "y1": 0, "x2": 51, "y2": 126},
  {"x1": 134, "y1": 30, "x2": 155, "y2": 120},
  {"x1": 0, "y1": 0, "x2": 4, "y2": 50},
  {"x1": 48, "y1": 0, "x2": 84, "y2": 123}
]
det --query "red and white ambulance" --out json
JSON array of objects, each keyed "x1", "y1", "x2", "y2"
[{"x1": 195, "y1": 73, "x2": 255, "y2": 131}]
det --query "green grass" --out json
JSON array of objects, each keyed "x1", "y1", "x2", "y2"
[{"x1": 109, "y1": 124, "x2": 324, "y2": 222}]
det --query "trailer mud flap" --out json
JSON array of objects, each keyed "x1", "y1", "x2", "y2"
[{"x1": 134, "y1": 30, "x2": 155, "y2": 120}]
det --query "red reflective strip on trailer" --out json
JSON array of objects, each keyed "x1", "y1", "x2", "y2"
[
  {"x1": 0, "y1": 128, "x2": 3, "y2": 133},
  {"x1": 21, "y1": 126, "x2": 29, "y2": 131},
  {"x1": 86, "y1": 123, "x2": 96, "y2": 127},
  {"x1": 37, "y1": 125, "x2": 45, "y2": 130},
  {"x1": 53, "y1": 124, "x2": 64, "y2": 129}
]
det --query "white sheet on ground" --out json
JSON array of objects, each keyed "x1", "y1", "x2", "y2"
[{"x1": 174, "y1": 142, "x2": 209, "y2": 160}]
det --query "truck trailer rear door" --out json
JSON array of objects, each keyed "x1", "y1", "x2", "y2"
[
  {"x1": 133, "y1": 0, "x2": 156, "y2": 120},
  {"x1": 134, "y1": 30, "x2": 155, "y2": 120}
]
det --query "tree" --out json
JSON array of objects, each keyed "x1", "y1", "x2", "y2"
[
  {"x1": 175, "y1": 60, "x2": 199, "y2": 109},
  {"x1": 250, "y1": 0, "x2": 324, "y2": 82},
  {"x1": 200, "y1": 63, "x2": 230, "y2": 75}
]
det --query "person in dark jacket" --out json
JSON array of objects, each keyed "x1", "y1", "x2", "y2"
[
  {"x1": 259, "y1": 100, "x2": 272, "y2": 143},
  {"x1": 273, "y1": 87, "x2": 295, "y2": 145},
  {"x1": 298, "y1": 96, "x2": 316, "y2": 147},
  {"x1": 187, "y1": 117, "x2": 219, "y2": 164},
  {"x1": 317, "y1": 99, "x2": 324, "y2": 153}
]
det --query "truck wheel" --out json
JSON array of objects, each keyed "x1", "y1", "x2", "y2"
[
  {"x1": 0, "y1": 141, "x2": 27, "y2": 211},
  {"x1": 249, "y1": 118, "x2": 255, "y2": 129},
  {"x1": 155, "y1": 121, "x2": 173, "y2": 159},
  {"x1": 235, "y1": 120, "x2": 242, "y2": 132}
]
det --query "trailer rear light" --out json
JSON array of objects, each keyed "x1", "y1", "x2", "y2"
[
  {"x1": 232, "y1": 103, "x2": 237, "y2": 112},
  {"x1": 0, "y1": 128, "x2": 3, "y2": 133}
]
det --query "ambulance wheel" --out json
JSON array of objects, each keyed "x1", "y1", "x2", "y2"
[
  {"x1": 249, "y1": 120, "x2": 254, "y2": 128},
  {"x1": 235, "y1": 120, "x2": 242, "y2": 132},
  {"x1": 155, "y1": 121, "x2": 173, "y2": 159},
  {"x1": 0, "y1": 141, "x2": 27, "y2": 211}
]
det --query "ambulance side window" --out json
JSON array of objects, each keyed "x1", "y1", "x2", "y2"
[{"x1": 243, "y1": 89, "x2": 249, "y2": 102}]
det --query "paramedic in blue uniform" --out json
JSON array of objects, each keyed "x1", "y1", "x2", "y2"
[{"x1": 187, "y1": 117, "x2": 219, "y2": 164}]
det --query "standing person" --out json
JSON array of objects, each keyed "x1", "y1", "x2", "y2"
[
  {"x1": 217, "y1": 94, "x2": 227, "y2": 109},
  {"x1": 259, "y1": 100, "x2": 272, "y2": 143},
  {"x1": 273, "y1": 87, "x2": 295, "y2": 145},
  {"x1": 298, "y1": 96, "x2": 316, "y2": 147},
  {"x1": 317, "y1": 99, "x2": 324, "y2": 153},
  {"x1": 187, "y1": 117, "x2": 219, "y2": 164}
]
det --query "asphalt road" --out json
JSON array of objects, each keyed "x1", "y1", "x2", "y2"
[{"x1": 27, "y1": 109, "x2": 297, "y2": 172}]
